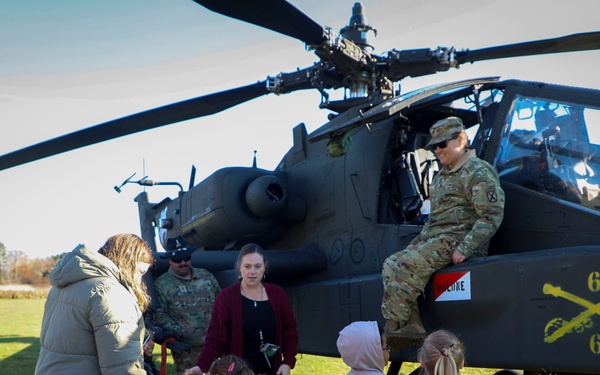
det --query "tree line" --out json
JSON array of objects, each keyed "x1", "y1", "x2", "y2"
[{"x1": 0, "y1": 242, "x2": 64, "y2": 286}]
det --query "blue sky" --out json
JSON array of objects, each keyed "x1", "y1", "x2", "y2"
[
  {"x1": 2, "y1": 1, "x2": 238, "y2": 74},
  {"x1": 1, "y1": 0, "x2": 599, "y2": 258}
]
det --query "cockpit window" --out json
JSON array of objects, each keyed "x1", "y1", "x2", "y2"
[{"x1": 496, "y1": 95, "x2": 600, "y2": 211}]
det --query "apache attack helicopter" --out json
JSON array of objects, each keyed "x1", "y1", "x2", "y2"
[{"x1": 3, "y1": 1, "x2": 600, "y2": 374}]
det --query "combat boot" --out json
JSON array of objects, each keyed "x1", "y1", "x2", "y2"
[{"x1": 386, "y1": 310, "x2": 427, "y2": 350}]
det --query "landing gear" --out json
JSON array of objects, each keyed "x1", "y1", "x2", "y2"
[
  {"x1": 386, "y1": 361, "x2": 402, "y2": 375},
  {"x1": 386, "y1": 361, "x2": 421, "y2": 375}
]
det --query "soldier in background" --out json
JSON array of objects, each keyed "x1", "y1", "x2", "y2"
[
  {"x1": 154, "y1": 237, "x2": 221, "y2": 375},
  {"x1": 381, "y1": 117, "x2": 505, "y2": 349}
]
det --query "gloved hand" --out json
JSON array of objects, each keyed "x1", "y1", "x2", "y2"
[
  {"x1": 167, "y1": 340, "x2": 192, "y2": 354},
  {"x1": 153, "y1": 325, "x2": 181, "y2": 344}
]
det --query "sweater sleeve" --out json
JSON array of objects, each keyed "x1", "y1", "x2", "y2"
[
  {"x1": 270, "y1": 284, "x2": 299, "y2": 369},
  {"x1": 196, "y1": 287, "x2": 233, "y2": 372}
]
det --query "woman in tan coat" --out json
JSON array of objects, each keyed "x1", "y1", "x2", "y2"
[{"x1": 35, "y1": 233, "x2": 153, "y2": 374}]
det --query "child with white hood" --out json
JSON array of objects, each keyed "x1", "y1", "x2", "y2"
[{"x1": 337, "y1": 321, "x2": 390, "y2": 375}]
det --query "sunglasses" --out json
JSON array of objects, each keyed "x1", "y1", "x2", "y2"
[
  {"x1": 172, "y1": 256, "x2": 191, "y2": 264},
  {"x1": 431, "y1": 134, "x2": 459, "y2": 149}
]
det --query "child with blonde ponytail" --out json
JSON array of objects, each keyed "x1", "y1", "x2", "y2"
[{"x1": 418, "y1": 330, "x2": 465, "y2": 375}]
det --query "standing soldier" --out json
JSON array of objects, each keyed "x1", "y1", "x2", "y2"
[
  {"x1": 382, "y1": 117, "x2": 505, "y2": 349},
  {"x1": 154, "y1": 237, "x2": 221, "y2": 375}
]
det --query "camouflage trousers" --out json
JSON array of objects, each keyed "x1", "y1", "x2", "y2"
[
  {"x1": 381, "y1": 236, "x2": 458, "y2": 326},
  {"x1": 172, "y1": 345, "x2": 202, "y2": 375}
]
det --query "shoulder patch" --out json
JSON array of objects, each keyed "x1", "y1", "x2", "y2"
[{"x1": 487, "y1": 189, "x2": 499, "y2": 202}]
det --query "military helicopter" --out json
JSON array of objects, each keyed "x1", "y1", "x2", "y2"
[{"x1": 3, "y1": 1, "x2": 600, "y2": 374}]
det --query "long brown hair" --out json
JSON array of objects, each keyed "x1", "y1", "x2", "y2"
[
  {"x1": 98, "y1": 233, "x2": 154, "y2": 311},
  {"x1": 418, "y1": 329, "x2": 465, "y2": 375}
]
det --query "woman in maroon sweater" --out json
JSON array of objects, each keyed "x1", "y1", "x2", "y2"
[{"x1": 185, "y1": 244, "x2": 298, "y2": 375}]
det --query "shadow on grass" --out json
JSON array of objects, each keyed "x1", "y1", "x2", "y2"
[
  {"x1": 0, "y1": 335, "x2": 176, "y2": 375},
  {"x1": 0, "y1": 335, "x2": 40, "y2": 375}
]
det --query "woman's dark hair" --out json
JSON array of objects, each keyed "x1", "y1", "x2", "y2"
[{"x1": 209, "y1": 354, "x2": 255, "y2": 375}]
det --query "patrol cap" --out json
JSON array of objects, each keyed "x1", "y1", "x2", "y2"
[
  {"x1": 426, "y1": 116, "x2": 465, "y2": 147},
  {"x1": 159, "y1": 236, "x2": 194, "y2": 260}
]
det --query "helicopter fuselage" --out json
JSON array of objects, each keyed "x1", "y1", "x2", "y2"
[{"x1": 140, "y1": 78, "x2": 600, "y2": 374}]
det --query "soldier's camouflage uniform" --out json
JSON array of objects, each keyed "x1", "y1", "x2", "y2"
[
  {"x1": 154, "y1": 267, "x2": 221, "y2": 375},
  {"x1": 382, "y1": 149, "x2": 505, "y2": 326}
]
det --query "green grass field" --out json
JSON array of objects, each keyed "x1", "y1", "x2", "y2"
[{"x1": 0, "y1": 298, "x2": 499, "y2": 375}]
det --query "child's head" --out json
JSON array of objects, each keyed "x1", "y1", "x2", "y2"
[
  {"x1": 418, "y1": 330, "x2": 465, "y2": 375},
  {"x1": 143, "y1": 322, "x2": 155, "y2": 357},
  {"x1": 337, "y1": 321, "x2": 388, "y2": 373},
  {"x1": 378, "y1": 324, "x2": 391, "y2": 367},
  {"x1": 209, "y1": 355, "x2": 255, "y2": 375}
]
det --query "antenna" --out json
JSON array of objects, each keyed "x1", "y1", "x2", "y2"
[
  {"x1": 189, "y1": 165, "x2": 196, "y2": 190},
  {"x1": 114, "y1": 172, "x2": 136, "y2": 193}
]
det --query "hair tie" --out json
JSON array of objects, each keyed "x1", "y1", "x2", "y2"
[{"x1": 228, "y1": 363, "x2": 235, "y2": 374}]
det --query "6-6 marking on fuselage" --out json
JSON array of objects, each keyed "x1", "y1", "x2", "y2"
[{"x1": 543, "y1": 272, "x2": 600, "y2": 354}]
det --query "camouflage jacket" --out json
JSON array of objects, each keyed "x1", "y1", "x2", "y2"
[
  {"x1": 154, "y1": 267, "x2": 221, "y2": 347},
  {"x1": 411, "y1": 150, "x2": 505, "y2": 258}
]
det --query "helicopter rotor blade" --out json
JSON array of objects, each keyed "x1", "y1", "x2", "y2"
[
  {"x1": 456, "y1": 31, "x2": 600, "y2": 65},
  {"x1": 0, "y1": 82, "x2": 269, "y2": 172},
  {"x1": 191, "y1": 0, "x2": 326, "y2": 46}
]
